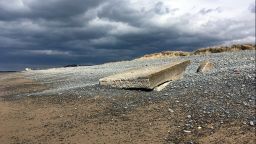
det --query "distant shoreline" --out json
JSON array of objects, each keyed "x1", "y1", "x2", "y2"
[
  {"x1": 0, "y1": 71, "x2": 18, "y2": 73},
  {"x1": 1, "y1": 44, "x2": 255, "y2": 71}
]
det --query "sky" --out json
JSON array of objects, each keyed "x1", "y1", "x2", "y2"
[{"x1": 0, "y1": 0, "x2": 255, "y2": 71}]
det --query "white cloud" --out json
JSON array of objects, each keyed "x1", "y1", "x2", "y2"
[
  {"x1": 27, "y1": 50, "x2": 71, "y2": 56},
  {"x1": 90, "y1": 36, "x2": 119, "y2": 45},
  {"x1": 88, "y1": 17, "x2": 142, "y2": 35},
  {"x1": 0, "y1": 0, "x2": 30, "y2": 12}
]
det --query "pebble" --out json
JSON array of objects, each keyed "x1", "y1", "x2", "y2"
[
  {"x1": 243, "y1": 102, "x2": 249, "y2": 106},
  {"x1": 183, "y1": 130, "x2": 191, "y2": 133},
  {"x1": 168, "y1": 108, "x2": 174, "y2": 113},
  {"x1": 249, "y1": 121, "x2": 255, "y2": 126},
  {"x1": 234, "y1": 69, "x2": 240, "y2": 74}
]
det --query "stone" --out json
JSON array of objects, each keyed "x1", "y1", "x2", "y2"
[
  {"x1": 249, "y1": 121, "x2": 254, "y2": 126},
  {"x1": 168, "y1": 108, "x2": 174, "y2": 113},
  {"x1": 99, "y1": 60, "x2": 191, "y2": 90},
  {"x1": 234, "y1": 69, "x2": 240, "y2": 74},
  {"x1": 197, "y1": 61, "x2": 214, "y2": 73},
  {"x1": 25, "y1": 68, "x2": 32, "y2": 71},
  {"x1": 183, "y1": 130, "x2": 191, "y2": 133}
]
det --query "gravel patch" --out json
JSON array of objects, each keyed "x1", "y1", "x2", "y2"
[
  {"x1": 22, "y1": 50, "x2": 255, "y2": 96},
  {"x1": 20, "y1": 50, "x2": 255, "y2": 128}
]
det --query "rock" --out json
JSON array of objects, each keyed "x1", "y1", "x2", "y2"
[
  {"x1": 234, "y1": 69, "x2": 240, "y2": 74},
  {"x1": 64, "y1": 64, "x2": 80, "y2": 67},
  {"x1": 25, "y1": 68, "x2": 32, "y2": 71},
  {"x1": 249, "y1": 121, "x2": 255, "y2": 126},
  {"x1": 243, "y1": 102, "x2": 249, "y2": 106},
  {"x1": 168, "y1": 108, "x2": 174, "y2": 113},
  {"x1": 197, "y1": 61, "x2": 214, "y2": 73},
  {"x1": 99, "y1": 60, "x2": 191, "y2": 90},
  {"x1": 183, "y1": 130, "x2": 191, "y2": 133}
]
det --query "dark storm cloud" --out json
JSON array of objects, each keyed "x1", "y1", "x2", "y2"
[
  {"x1": 0, "y1": 0, "x2": 255, "y2": 71},
  {"x1": 0, "y1": 0, "x2": 103, "y2": 20}
]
